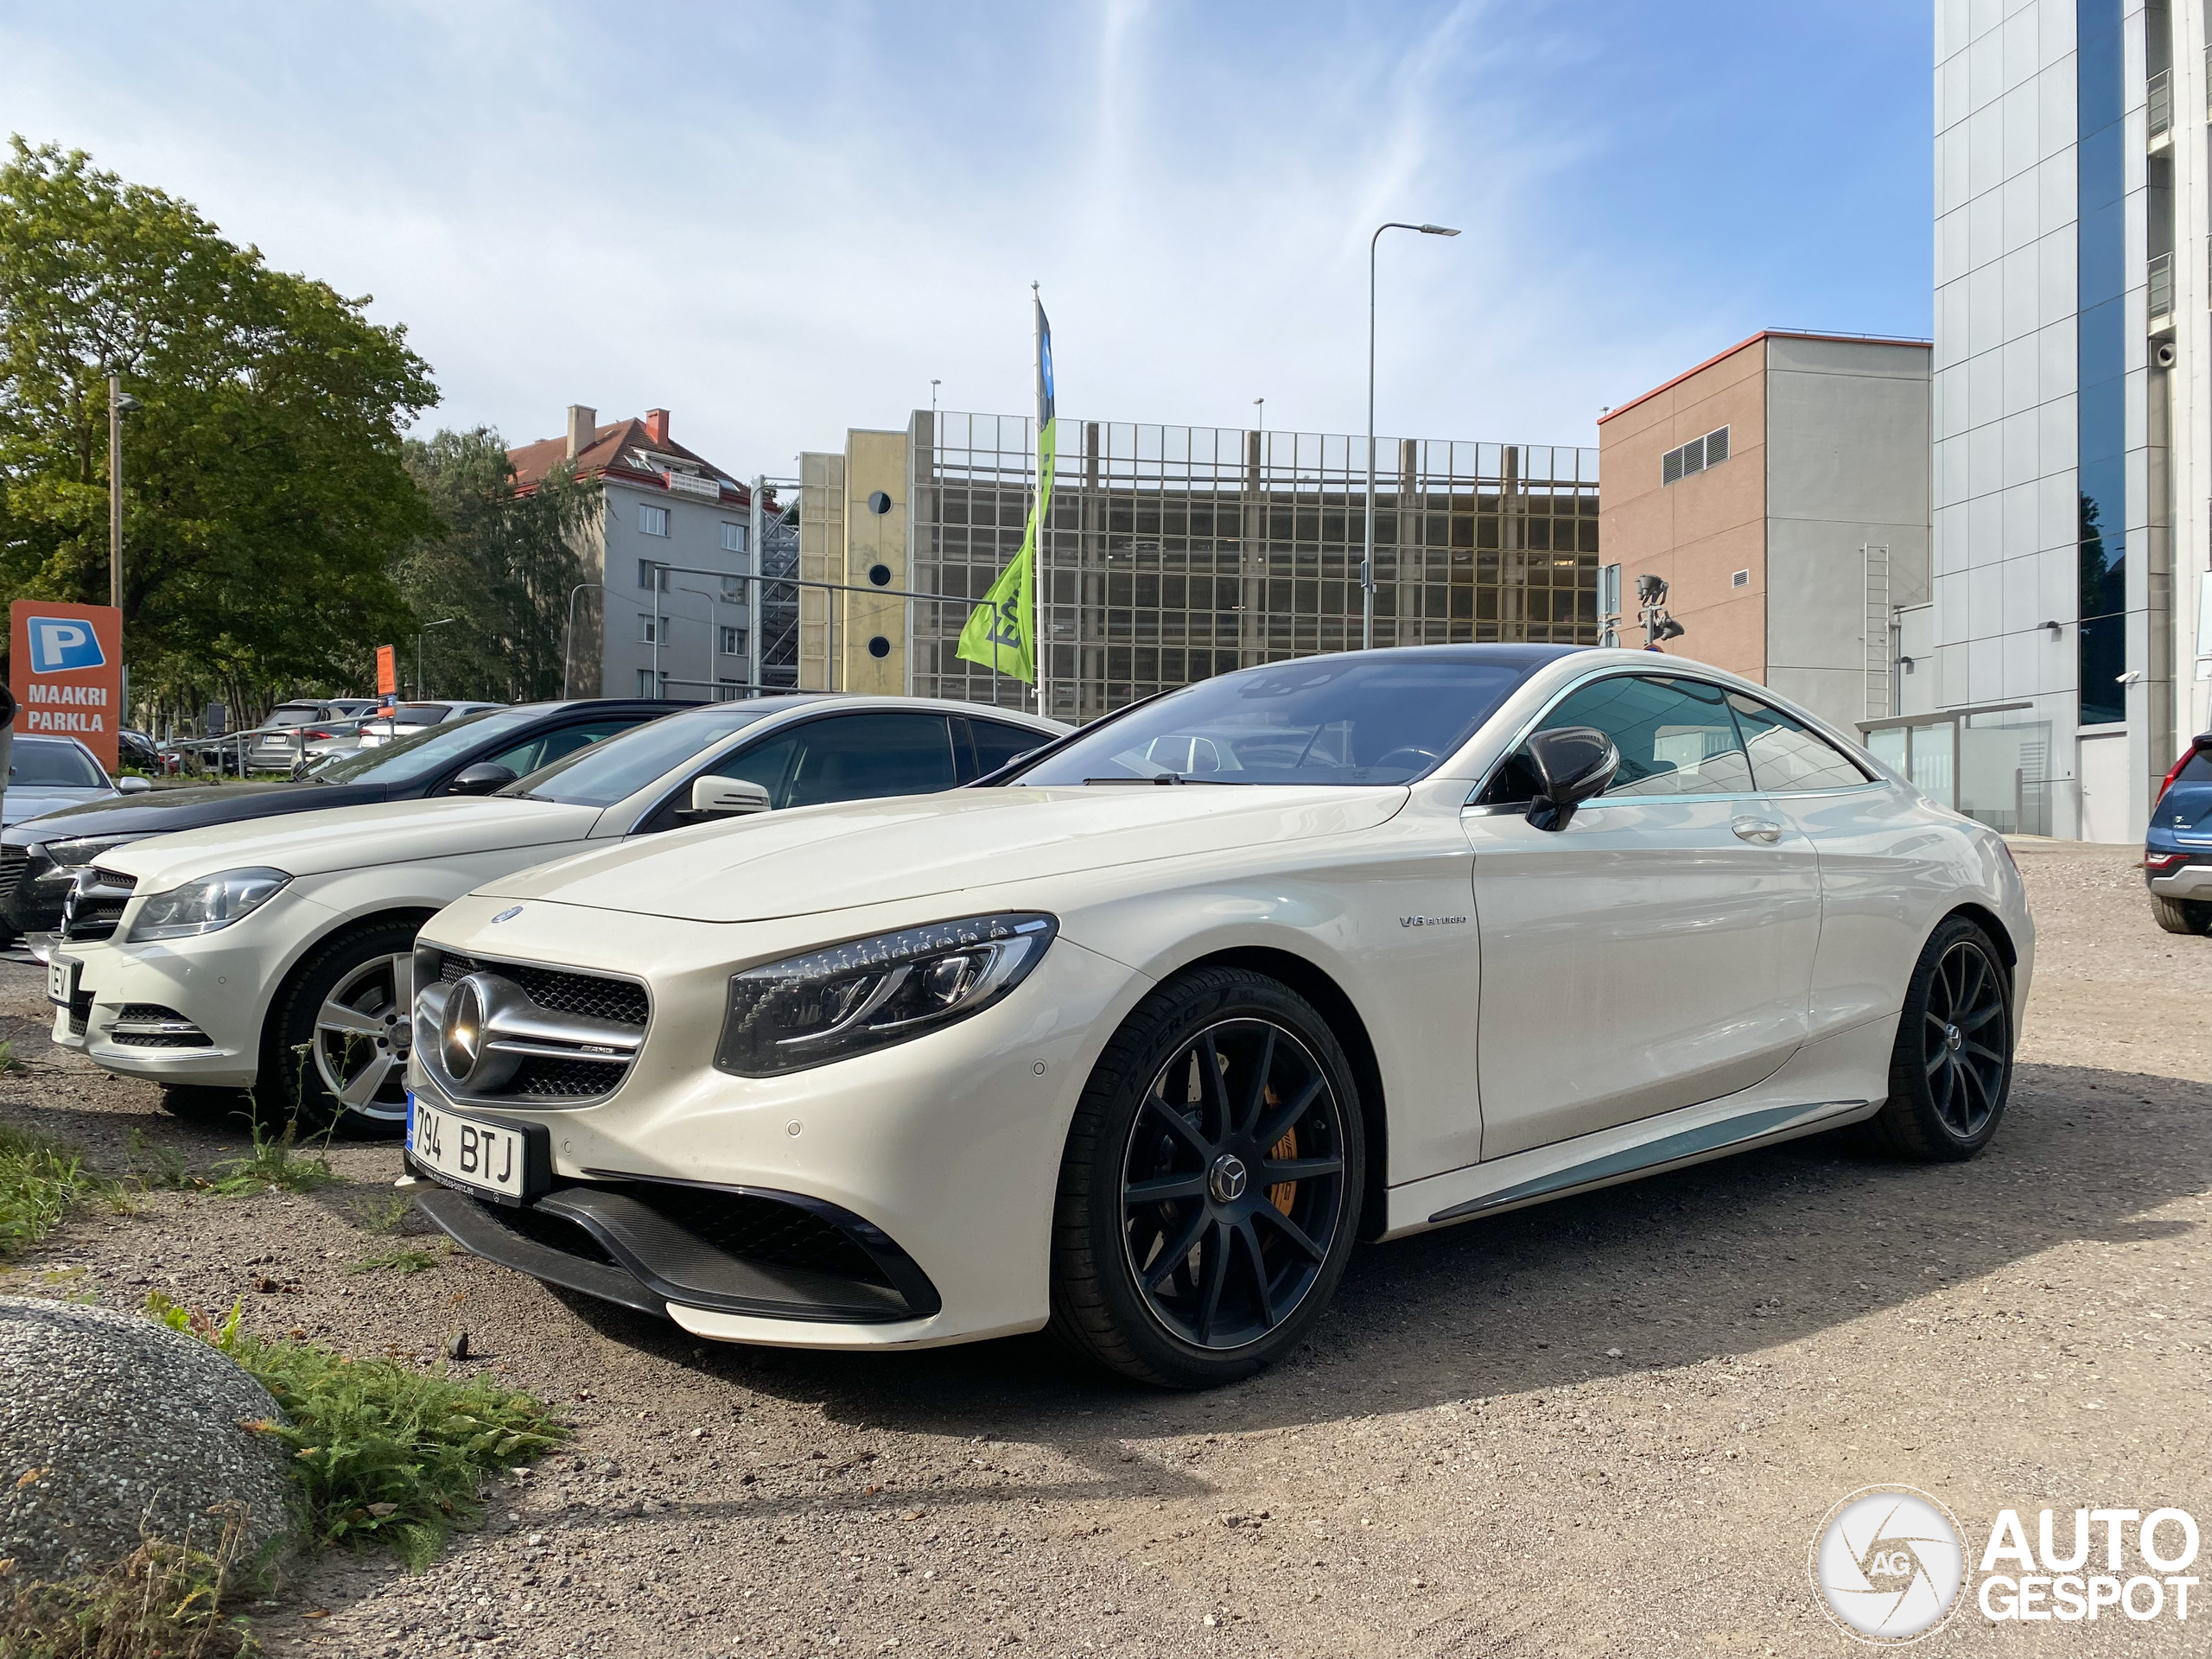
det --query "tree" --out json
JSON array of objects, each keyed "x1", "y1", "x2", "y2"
[
  {"x1": 397, "y1": 429, "x2": 593, "y2": 702},
  {"x1": 0, "y1": 137, "x2": 439, "y2": 728}
]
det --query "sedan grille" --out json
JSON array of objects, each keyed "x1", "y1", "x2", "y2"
[
  {"x1": 61, "y1": 869, "x2": 137, "y2": 944},
  {"x1": 438, "y1": 951, "x2": 648, "y2": 1028},
  {"x1": 0, "y1": 846, "x2": 28, "y2": 904},
  {"x1": 415, "y1": 944, "x2": 648, "y2": 1109},
  {"x1": 107, "y1": 1003, "x2": 213, "y2": 1049}
]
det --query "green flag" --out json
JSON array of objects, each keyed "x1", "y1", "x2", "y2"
[{"x1": 957, "y1": 297, "x2": 1055, "y2": 683}]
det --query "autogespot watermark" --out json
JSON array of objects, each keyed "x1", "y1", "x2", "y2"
[{"x1": 1809, "y1": 1487, "x2": 2202, "y2": 1644}]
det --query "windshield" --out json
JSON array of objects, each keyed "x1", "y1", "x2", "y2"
[
  {"x1": 9, "y1": 739, "x2": 107, "y2": 789},
  {"x1": 312, "y1": 706, "x2": 544, "y2": 786},
  {"x1": 505, "y1": 705, "x2": 779, "y2": 807},
  {"x1": 1016, "y1": 655, "x2": 1545, "y2": 787},
  {"x1": 265, "y1": 704, "x2": 323, "y2": 728}
]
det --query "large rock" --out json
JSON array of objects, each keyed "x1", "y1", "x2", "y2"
[{"x1": 0, "y1": 1297, "x2": 294, "y2": 1578}]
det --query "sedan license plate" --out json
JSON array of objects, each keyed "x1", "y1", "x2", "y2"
[
  {"x1": 47, "y1": 955, "x2": 76, "y2": 1007},
  {"x1": 407, "y1": 1095, "x2": 530, "y2": 1199}
]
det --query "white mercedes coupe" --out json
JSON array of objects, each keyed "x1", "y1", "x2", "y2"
[
  {"x1": 48, "y1": 697, "x2": 1062, "y2": 1133},
  {"x1": 402, "y1": 645, "x2": 2032, "y2": 1388}
]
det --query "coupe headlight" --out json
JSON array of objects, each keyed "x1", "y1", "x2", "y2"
[
  {"x1": 715, "y1": 912, "x2": 1057, "y2": 1077},
  {"x1": 35, "y1": 835, "x2": 135, "y2": 870},
  {"x1": 124, "y1": 868, "x2": 290, "y2": 942}
]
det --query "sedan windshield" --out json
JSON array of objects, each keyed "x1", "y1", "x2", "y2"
[
  {"x1": 505, "y1": 704, "x2": 780, "y2": 807},
  {"x1": 9, "y1": 739, "x2": 107, "y2": 789},
  {"x1": 311, "y1": 706, "x2": 539, "y2": 787},
  {"x1": 1016, "y1": 655, "x2": 1544, "y2": 786}
]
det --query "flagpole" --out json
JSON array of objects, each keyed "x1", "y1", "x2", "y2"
[{"x1": 1032, "y1": 282, "x2": 1046, "y2": 718}]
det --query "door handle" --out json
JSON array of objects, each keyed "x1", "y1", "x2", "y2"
[{"x1": 1731, "y1": 817, "x2": 1783, "y2": 844}]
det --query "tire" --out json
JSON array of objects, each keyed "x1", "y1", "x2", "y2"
[
  {"x1": 1048, "y1": 966, "x2": 1365, "y2": 1389},
  {"x1": 2151, "y1": 894, "x2": 2212, "y2": 936},
  {"x1": 1866, "y1": 915, "x2": 2014, "y2": 1161},
  {"x1": 256, "y1": 918, "x2": 423, "y2": 1136}
]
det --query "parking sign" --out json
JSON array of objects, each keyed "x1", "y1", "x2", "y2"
[{"x1": 10, "y1": 601, "x2": 124, "y2": 773}]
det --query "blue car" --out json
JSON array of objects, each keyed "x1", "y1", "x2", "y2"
[{"x1": 2146, "y1": 731, "x2": 2212, "y2": 934}]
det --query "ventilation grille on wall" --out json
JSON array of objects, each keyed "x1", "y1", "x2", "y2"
[{"x1": 1662, "y1": 426, "x2": 1730, "y2": 486}]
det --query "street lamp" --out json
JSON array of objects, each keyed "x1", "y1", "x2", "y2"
[
  {"x1": 416, "y1": 618, "x2": 458, "y2": 700},
  {"x1": 561, "y1": 582, "x2": 602, "y2": 699},
  {"x1": 1363, "y1": 221, "x2": 1459, "y2": 650}
]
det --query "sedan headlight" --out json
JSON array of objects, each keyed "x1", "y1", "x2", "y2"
[
  {"x1": 35, "y1": 835, "x2": 136, "y2": 870},
  {"x1": 124, "y1": 868, "x2": 291, "y2": 942},
  {"x1": 716, "y1": 912, "x2": 1057, "y2": 1077}
]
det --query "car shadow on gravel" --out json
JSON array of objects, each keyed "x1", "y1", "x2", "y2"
[{"x1": 543, "y1": 1060, "x2": 2208, "y2": 1456}]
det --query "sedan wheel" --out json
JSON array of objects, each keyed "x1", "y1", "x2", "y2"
[
  {"x1": 259, "y1": 918, "x2": 423, "y2": 1135},
  {"x1": 1052, "y1": 967, "x2": 1364, "y2": 1388},
  {"x1": 1868, "y1": 915, "x2": 2013, "y2": 1160}
]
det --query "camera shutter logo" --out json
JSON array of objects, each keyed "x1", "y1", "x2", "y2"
[{"x1": 1809, "y1": 1486, "x2": 1967, "y2": 1643}]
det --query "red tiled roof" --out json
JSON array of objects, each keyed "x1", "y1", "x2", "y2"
[{"x1": 509, "y1": 417, "x2": 753, "y2": 507}]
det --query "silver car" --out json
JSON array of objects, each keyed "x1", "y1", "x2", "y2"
[{"x1": 3, "y1": 735, "x2": 148, "y2": 828}]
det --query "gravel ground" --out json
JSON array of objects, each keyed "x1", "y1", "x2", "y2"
[{"x1": 0, "y1": 842, "x2": 2204, "y2": 1656}]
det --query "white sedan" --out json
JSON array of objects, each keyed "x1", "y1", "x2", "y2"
[
  {"x1": 49, "y1": 697, "x2": 1062, "y2": 1131},
  {"x1": 403, "y1": 645, "x2": 2033, "y2": 1388}
]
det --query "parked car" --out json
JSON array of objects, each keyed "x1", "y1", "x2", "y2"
[
  {"x1": 0, "y1": 701, "x2": 686, "y2": 949},
  {"x1": 397, "y1": 645, "x2": 2032, "y2": 1386},
  {"x1": 352, "y1": 702, "x2": 504, "y2": 750},
  {"x1": 3, "y1": 735, "x2": 149, "y2": 828},
  {"x1": 118, "y1": 729, "x2": 164, "y2": 774},
  {"x1": 50, "y1": 696, "x2": 1063, "y2": 1132},
  {"x1": 244, "y1": 698, "x2": 385, "y2": 772},
  {"x1": 2145, "y1": 729, "x2": 2212, "y2": 934}
]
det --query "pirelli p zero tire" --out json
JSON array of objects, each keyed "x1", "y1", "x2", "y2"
[
  {"x1": 257, "y1": 918, "x2": 423, "y2": 1136},
  {"x1": 1866, "y1": 915, "x2": 2014, "y2": 1162},
  {"x1": 1049, "y1": 967, "x2": 1365, "y2": 1389}
]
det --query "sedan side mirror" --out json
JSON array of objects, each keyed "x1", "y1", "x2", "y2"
[
  {"x1": 690, "y1": 777, "x2": 772, "y2": 817},
  {"x1": 447, "y1": 762, "x2": 518, "y2": 797},
  {"x1": 1523, "y1": 726, "x2": 1619, "y2": 832},
  {"x1": 115, "y1": 776, "x2": 153, "y2": 795}
]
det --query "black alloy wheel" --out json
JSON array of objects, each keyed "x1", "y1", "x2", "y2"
[
  {"x1": 1868, "y1": 915, "x2": 2013, "y2": 1160},
  {"x1": 1051, "y1": 967, "x2": 1364, "y2": 1388}
]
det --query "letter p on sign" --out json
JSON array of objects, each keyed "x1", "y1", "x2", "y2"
[{"x1": 29, "y1": 620, "x2": 103, "y2": 673}]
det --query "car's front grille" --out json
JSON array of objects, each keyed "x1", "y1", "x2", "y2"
[
  {"x1": 0, "y1": 846, "x2": 29, "y2": 905},
  {"x1": 61, "y1": 868, "x2": 137, "y2": 943},
  {"x1": 505, "y1": 1057, "x2": 632, "y2": 1100},
  {"x1": 107, "y1": 1003, "x2": 213, "y2": 1049},
  {"x1": 472, "y1": 1197, "x2": 619, "y2": 1265},
  {"x1": 439, "y1": 951, "x2": 649, "y2": 1028},
  {"x1": 66, "y1": 988, "x2": 91, "y2": 1038},
  {"x1": 631, "y1": 1183, "x2": 891, "y2": 1287}
]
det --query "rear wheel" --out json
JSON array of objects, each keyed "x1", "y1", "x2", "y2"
[
  {"x1": 1866, "y1": 916, "x2": 2013, "y2": 1161},
  {"x1": 2151, "y1": 893, "x2": 2212, "y2": 936},
  {"x1": 257, "y1": 918, "x2": 422, "y2": 1135},
  {"x1": 1049, "y1": 968, "x2": 1364, "y2": 1389}
]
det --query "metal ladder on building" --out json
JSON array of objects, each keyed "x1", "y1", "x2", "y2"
[{"x1": 1863, "y1": 543, "x2": 1892, "y2": 721}]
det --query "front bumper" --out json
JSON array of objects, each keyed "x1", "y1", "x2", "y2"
[{"x1": 407, "y1": 893, "x2": 1150, "y2": 1350}]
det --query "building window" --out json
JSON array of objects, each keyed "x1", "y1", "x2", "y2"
[
  {"x1": 716, "y1": 679, "x2": 742, "y2": 700},
  {"x1": 1661, "y1": 426, "x2": 1730, "y2": 486},
  {"x1": 639, "y1": 504, "x2": 669, "y2": 537},
  {"x1": 638, "y1": 560, "x2": 664, "y2": 592},
  {"x1": 2075, "y1": 0, "x2": 2128, "y2": 728},
  {"x1": 721, "y1": 522, "x2": 747, "y2": 554},
  {"x1": 1598, "y1": 563, "x2": 1622, "y2": 646},
  {"x1": 637, "y1": 669, "x2": 658, "y2": 697},
  {"x1": 719, "y1": 625, "x2": 745, "y2": 656},
  {"x1": 639, "y1": 613, "x2": 663, "y2": 644}
]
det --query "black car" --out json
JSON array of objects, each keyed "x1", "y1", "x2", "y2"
[{"x1": 0, "y1": 700, "x2": 688, "y2": 945}]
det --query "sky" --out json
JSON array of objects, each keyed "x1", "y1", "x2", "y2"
[{"x1": 0, "y1": 1, "x2": 1933, "y2": 478}]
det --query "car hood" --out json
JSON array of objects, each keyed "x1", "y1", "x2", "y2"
[
  {"x1": 3, "y1": 787, "x2": 118, "y2": 827},
  {"x1": 0, "y1": 780, "x2": 397, "y2": 847},
  {"x1": 475, "y1": 785, "x2": 1409, "y2": 924},
  {"x1": 103, "y1": 795, "x2": 602, "y2": 888}
]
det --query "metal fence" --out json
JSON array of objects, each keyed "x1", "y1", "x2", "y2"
[{"x1": 910, "y1": 413, "x2": 1600, "y2": 723}]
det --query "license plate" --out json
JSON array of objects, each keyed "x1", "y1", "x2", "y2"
[
  {"x1": 47, "y1": 955, "x2": 76, "y2": 1007},
  {"x1": 407, "y1": 1094, "x2": 530, "y2": 1198}
]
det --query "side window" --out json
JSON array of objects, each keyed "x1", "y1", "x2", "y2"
[
  {"x1": 485, "y1": 719, "x2": 645, "y2": 782},
  {"x1": 1726, "y1": 695, "x2": 1872, "y2": 792},
  {"x1": 969, "y1": 719, "x2": 1048, "y2": 777},
  {"x1": 1482, "y1": 676, "x2": 1752, "y2": 804},
  {"x1": 785, "y1": 715, "x2": 957, "y2": 809},
  {"x1": 703, "y1": 734, "x2": 800, "y2": 810}
]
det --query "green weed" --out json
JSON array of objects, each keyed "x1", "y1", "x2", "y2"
[
  {"x1": 0, "y1": 1518, "x2": 262, "y2": 1658},
  {"x1": 0, "y1": 1126, "x2": 118, "y2": 1260},
  {"x1": 356, "y1": 1192, "x2": 414, "y2": 1234},
  {"x1": 347, "y1": 1245, "x2": 439, "y2": 1276},
  {"x1": 145, "y1": 1296, "x2": 565, "y2": 1570},
  {"x1": 205, "y1": 1122, "x2": 335, "y2": 1198},
  {"x1": 124, "y1": 1127, "x2": 199, "y2": 1192}
]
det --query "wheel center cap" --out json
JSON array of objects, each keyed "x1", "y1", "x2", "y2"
[
  {"x1": 1208, "y1": 1153, "x2": 1249, "y2": 1205},
  {"x1": 1944, "y1": 1023, "x2": 1963, "y2": 1052}
]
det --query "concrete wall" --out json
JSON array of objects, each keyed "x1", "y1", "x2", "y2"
[
  {"x1": 797, "y1": 453, "x2": 844, "y2": 691},
  {"x1": 1763, "y1": 335, "x2": 1933, "y2": 731},
  {"x1": 597, "y1": 480, "x2": 753, "y2": 699},
  {"x1": 840, "y1": 429, "x2": 912, "y2": 696},
  {"x1": 1596, "y1": 336, "x2": 1769, "y2": 679}
]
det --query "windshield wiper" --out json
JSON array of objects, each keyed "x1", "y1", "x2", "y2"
[{"x1": 1081, "y1": 774, "x2": 1247, "y2": 785}]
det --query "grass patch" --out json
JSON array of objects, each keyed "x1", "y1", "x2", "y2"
[
  {"x1": 0, "y1": 1126, "x2": 119, "y2": 1261},
  {"x1": 205, "y1": 1122, "x2": 336, "y2": 1199},
  {"x1": 347, "y1": 1245, "x2": 439, "y2": 1276},
  {"x1": 356, "y1": 1192, "x2": 415, "y2": 1235},
  {"x1": 0, "y1": 1525, "x2": 261, "y2": 1658},
  {"x1": 147, "y1": 1297, "x2": 565, "y2": 1570},
  {"x1": 123, "y1": 1127, "x2": 199, "y2": 1192}
]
